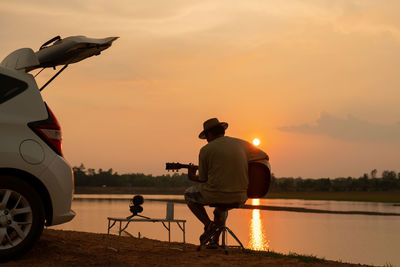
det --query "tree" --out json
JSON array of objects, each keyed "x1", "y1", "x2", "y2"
[
  {"x1": 382, "y1": 170, "x2": 397, "y2": 180},
  {"x1": 87, "y1": 168, "x2": 96, "y2": 176},
  {"x1": 370, "y1": 169, "x2": 377, "y2": 179}
]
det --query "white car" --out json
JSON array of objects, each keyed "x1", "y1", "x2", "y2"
[{"x1": 0, "y1": 35, "x2": 117, "y2": 260}]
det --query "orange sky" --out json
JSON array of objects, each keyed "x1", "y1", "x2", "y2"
[{"x1": 1, "y1": 0, "x2": 399, "y2": 178}]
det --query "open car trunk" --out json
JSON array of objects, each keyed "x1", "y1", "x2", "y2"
[
  {"x1": 1, "y1": 35, "x2": 118, "y2": 73},
  {"x1": 1, "y1": 35, "x2": 118, "y2": 91}
]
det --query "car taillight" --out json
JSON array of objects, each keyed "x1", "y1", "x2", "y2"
[{"x1": 28, "y1": 102, "x2": 63, "y2": 156}]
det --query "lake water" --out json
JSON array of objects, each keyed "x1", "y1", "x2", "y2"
[{"x1": 51, "y1": 195, "x2": 400, "y2": 266}]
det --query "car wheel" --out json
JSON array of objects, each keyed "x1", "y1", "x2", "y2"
[{"x1": 0, "y1": 175, "x2": 45, "y2": 261}]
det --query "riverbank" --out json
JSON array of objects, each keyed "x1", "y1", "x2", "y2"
[
  {"x1": 75, "y1": 186, "x2": 400, "y2": 203},
  {"x1": 73, "y1": 196, "x2": 400, "y2": 216},
  {"x1": 4, "y1": 229, "x2": 371, "y2": 266}
]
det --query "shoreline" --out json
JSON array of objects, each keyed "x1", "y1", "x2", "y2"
[
  {"x1": 3, "y1": 229, "x2": 372, "y2": 266},
  {"x1": 73, "y1": 197, "x2": 400, "y2": 216},
  {"x1": 75, "y1": 186, "x2": 400, "y2": 203}
]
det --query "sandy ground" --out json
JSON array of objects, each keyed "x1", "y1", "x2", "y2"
[{"x1": 3, "y1": 229, "x2": 371, "y2": 267}]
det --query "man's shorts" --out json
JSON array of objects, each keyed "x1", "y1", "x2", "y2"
[
  {"x1": 184, "y1": 185, "x2": 208, "y2": 205},
  {"x1": 184, "y1": 185, "x2": 247, "y2": 206}
]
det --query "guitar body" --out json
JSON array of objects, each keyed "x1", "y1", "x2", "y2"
[{"x1": 247, "y1": 160, "x2": 271, "y2": 198}]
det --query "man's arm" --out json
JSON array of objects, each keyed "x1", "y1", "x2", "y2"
[
  {"x1": 188, "y1": 147, "x2": 209, "y2": 183},
  {"x1": 187, "y1": 164, "x2": 206, "y2": 182}
]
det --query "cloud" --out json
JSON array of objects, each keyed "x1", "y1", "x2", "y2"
[{"x1": 278, "y1": 112, "x2": 400, "y2": 142}]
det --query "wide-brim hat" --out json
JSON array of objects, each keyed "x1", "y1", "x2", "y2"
[{"x1": 199, "y1": 118, "x2": 228, "y2": 139}]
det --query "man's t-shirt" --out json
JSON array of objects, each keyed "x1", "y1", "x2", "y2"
[{"x1": 198, "y1": 136, "x2": 268, "y2": 204}]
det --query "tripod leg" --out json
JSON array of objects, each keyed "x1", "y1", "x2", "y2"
[
  {"x1": 225, "y1": 227, "x2": 244, "y2": 249},
  {"x1": 221, "y1": 227, "x2": 228, "y2": 254}
]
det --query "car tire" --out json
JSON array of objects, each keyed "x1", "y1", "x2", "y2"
[{"x1": 0, "y1": 175, "x2": 45, "y2": 261}]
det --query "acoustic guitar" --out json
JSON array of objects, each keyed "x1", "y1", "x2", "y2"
[{"x1": 165, "y1": 160, "x2": 271, "y2": 198}]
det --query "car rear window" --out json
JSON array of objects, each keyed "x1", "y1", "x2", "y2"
[{"x1": 0, "y1": 74, "x2": 28, "y2": 104}]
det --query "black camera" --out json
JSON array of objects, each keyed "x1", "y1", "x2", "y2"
[
  {"x1": 129, "y1": 195, "x2": 144, "y2": 215},
  {"x1": 127, "y1": 195, "x2": 149, "y2": 219}
]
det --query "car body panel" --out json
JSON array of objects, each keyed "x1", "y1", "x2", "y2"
[
  {"x1": 38, "y1": 154, "x2": 75, "y2": 225},
  {"x1": 0, "y1": 66, "x2": 50, "y2": 175},
  {"x1": 19, "y1": 139, "x2": 45, "y2": 165},
  {"x1": 0, "y1": 65, "x2": 74, "y2": 226}
]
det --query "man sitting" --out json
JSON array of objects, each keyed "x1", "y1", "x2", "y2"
[{"x1": 185, "y1": 118, "x2": 268, "y2": 247}]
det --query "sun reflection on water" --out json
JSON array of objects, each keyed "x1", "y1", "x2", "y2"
[{"x1": 248, "y1": 199, "x2": 269, "y2": 251}]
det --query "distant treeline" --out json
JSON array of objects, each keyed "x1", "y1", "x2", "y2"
[
  {"x1": 73, "y1": 164, "x2": 194, "y2": 188},
  {"x1": 73, "y1": 164, "x2": 400, "y2": 192}
]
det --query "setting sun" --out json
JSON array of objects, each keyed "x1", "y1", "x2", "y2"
[{"x1": 252, "y1": 138, "x2": 260, "y2": 146}]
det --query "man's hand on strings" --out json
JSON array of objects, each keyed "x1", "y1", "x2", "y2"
[{"x1": 188, "y1": 163, "x2": 199, "y2": 182}]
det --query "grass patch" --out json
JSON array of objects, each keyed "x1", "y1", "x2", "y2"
[{"x1": 243, "y1": 249, "x2": 326, "y2": 263}]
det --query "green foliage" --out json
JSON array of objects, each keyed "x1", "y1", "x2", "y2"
[
  {"x1": 73, "y1": 164, "x2": 194, "y2": 187},
  {"x1": 269, "y1": 169, "x2": 400, "y2": 192},
  {"x1": 73, "y1": 164, "x2": 400, "y2": 192}
]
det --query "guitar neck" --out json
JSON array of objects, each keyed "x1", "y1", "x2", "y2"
[
  {"x1": 165, "y1": 162, "x2": 198, "y2": 171},
  {"x1": 178, "y1": 164, "x2": 191, "y2": 169}
]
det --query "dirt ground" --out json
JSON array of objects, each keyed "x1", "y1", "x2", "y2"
[{"x1": 3, "y1": 229, "x2": 371, "y2": 267}]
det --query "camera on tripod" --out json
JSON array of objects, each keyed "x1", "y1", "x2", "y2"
[{"x1": 127, "y1": 195, "x2": 150, "y2": 219}]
